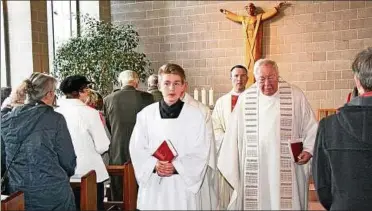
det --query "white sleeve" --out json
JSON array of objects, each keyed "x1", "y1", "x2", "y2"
[
  {"x1": 298, "y1": 90, "x2": 318, "y2": 155},
  {"x1": 172, "y1": 113, "x2": 210, "y2": 194},
  {"x1": 217, "y1": 97, "x2": 243, "y2": 192},
  {"x1": 129, "y1": 112, "x2": 158, "y2": 186},
  {"x1": 212, "y1": 99, "x2": 225, "y2": 153},
  {"x1": 88, "y1": 110, "x2": 110, "y2": 154}
]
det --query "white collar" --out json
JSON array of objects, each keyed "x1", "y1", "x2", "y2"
[{"x1": 229, "y1": 90, "x2": 244, "y2": 96}]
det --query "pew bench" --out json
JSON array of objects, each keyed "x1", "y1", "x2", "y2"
[
  {"x1": 1, "y1": 191, "x2": 24, "y2": 211},
  {"x1": 105, "y1": 162, "x2": 137, "y2": 211},
  {"x1": 70, "y1": 170, "x2": 97, "y2": 211}
]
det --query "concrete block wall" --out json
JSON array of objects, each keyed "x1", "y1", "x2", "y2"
[
  {"x1": 30, "y1": 0, "x2": 49, "y2": 73},
  {"x1": 111, "y1": 0, "x2": 372, "y2": 111}
]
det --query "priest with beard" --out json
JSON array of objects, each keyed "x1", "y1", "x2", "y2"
[{"x1": 129, "y1": 63, "x2": 211, "y2": 210}]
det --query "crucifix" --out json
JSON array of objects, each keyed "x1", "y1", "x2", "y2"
[{"x1": 220, "y1": 2, "x2": 287, "y2": 87}]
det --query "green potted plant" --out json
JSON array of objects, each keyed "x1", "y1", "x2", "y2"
[{"x1": 53, "y1": 14, "x2": 152, "y2": 96}]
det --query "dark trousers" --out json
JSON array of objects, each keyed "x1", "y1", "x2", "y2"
[
  {"x1": 109, "y1": 176, "x2": 122, "y2": 201},
  {"x1": 73, "y1": 182, "x2": 105, "y2": 210}
]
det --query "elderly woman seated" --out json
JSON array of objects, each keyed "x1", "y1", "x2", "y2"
[{"x1": 1, "y1": 73, "x2": 77, "y2": 210}]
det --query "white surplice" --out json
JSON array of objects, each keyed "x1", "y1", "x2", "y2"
[
  {"x1": 129, "y1": 102, "x2": 210, "y2": 210},
  {"x1": 182, "y1": 93, "x2": 219, "y2": 210},
  {"x1": 212, "y1": 90, "x2": 243, "y2": 209},
  {"x1": 218, "y1": 81, "x2": 318, "y2": 210}
]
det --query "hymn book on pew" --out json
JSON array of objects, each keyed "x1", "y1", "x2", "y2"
[{"x1": 152, "y1": 140, "x2": 178, "y2": 183}]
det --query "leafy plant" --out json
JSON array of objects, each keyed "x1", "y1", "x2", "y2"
[{"x1": 53, "y1": 14, "x2": 152, "y2": 96}]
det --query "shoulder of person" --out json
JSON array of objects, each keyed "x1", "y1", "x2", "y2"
[
  {"x1": 214, "y1": 92, "x2": 230, "y2": 106},
  {"x1": 137, "y1": 102, "x2": 158, "y2": 117},
  {"x1": 138, "y1": 90, "x2": 153, "y2": 97},
  {"x1": 289, "y1": 83, "x2": 305, "y2": 95},
  {"x1": 184, "y1": 103, "x2": 205, "y2": 120},
  {"x1": 50, "y1": 109, "x2": 68, "y2": 123}
]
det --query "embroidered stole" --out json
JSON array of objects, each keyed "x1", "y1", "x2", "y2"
[{"x1": 243, "y1": 81, "x2": 294, "y2": 210}]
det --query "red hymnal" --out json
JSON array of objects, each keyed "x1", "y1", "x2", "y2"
[
  {"x1": 231, "y1": 95, "x2": 239, "y2": 111},
  {"x1": 290, "y1": 142, "x2": 303, "y2": 163},
  {"x1": 153, "y1": 140, "x2": 178, "y2": 162}
]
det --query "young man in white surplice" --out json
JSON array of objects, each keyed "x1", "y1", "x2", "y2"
[{"x1": 129, "y1": 63, "x2": 211, "y2": 210}]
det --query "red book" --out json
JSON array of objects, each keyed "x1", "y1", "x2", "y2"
[
  {"x1": 290, "y1": 142, "x2": 303, "y2": 163},
  {"x1": 231, "y1": 95, "x2": 239, "y2": 111},
  {"x1": 152, "y1": 140, "x2": 178, "y2": 162}
]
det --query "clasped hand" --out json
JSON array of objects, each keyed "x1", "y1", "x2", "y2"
[{"x1": 156, "y1": 161, "x2": 175, "y2": 177}]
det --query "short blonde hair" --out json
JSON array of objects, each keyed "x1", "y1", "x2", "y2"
[{"x1": 118, "y1": 70, "x2": 139, "y2": 86}]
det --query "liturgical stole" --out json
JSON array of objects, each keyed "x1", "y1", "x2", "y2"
[{"x1": 243, "y1": 81, "x2": 294, "y2": 210}]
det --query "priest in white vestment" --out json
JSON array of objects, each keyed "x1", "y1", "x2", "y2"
[
  {"x1": 212, "y1": 65, "x2": 248, "y2": 209},
  {"x1": 218, "y1": 58, "x2": 318, "y2": 210},
  {"x1": 129, "y1": 63, "x2": 210, "y2": 210}
]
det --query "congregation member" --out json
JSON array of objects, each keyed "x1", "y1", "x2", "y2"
[
  {"x1": 0, "y1": 87, "x2": 12, "y2": 107},
  {"x1": 159, "y1": 64, "x2": 219, "y2": 210},
  {"x1": 218, "y1": 59, "x2": 318, "y2": 210},
  {"x1": 346, "y1": 86, "x2": 359, "y2": 103},
  {"x1": 129, "y1": 63, "x2": 210, "y2": 209},
  {"x1": 312, "y1": 47, "x2": 372, "y2": 211},
  {"x1": 147, "y1": 73, "x2": 163, "y2": 102},
  {"x1": 103, "y1": 70, "x2": 154, "y2": 201},
  {"x1": 1, "y1": 73, "x2": 41, "y2": 114},
  {"x1": 85, "y1": 89, "x2": 110, "y2": 165},
  {"x1": 1, "y1": 73, "x2": 77, "y2": 210},
  {"x1": 56, "y1": 75, "x2": 110, "y2": 210},
  {"x1": 211, "y1": 64, "x2": 248, "y2": 209}
]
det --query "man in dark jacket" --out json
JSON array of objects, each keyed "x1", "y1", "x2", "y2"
[
  {"x1": 147, "y1": 74, "x2": 163, "y2": 102},
  {"x1": 312, "y1": 47, "x2": 372, "y2": 211},
  {"x1": 104, "y1": 70, "x2": 154, "y2": 201}
]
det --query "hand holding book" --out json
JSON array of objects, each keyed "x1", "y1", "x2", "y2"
[
  {"x1": 289, "y1": 139, "x2": 312, "y2": 165},
  {"x1": 153, "y1": 140, "x2": 178, "y2": 181}
]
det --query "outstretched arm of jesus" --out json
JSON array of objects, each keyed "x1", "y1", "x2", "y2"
[{"x1": 220, "y1": 9, "x2": 243, "y2": 23}]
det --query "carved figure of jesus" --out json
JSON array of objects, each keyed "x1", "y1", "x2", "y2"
[{"x1": 220, "y1": 2, "x2": 285, "y2": 87}]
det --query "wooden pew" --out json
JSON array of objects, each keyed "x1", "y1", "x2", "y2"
[
  {"x1": 1, "y1": 191, "x2": 24, "y2": 211},
  {"x1": 317, "y1": 108, "x2": 337, "y2": 121},
  {"x1": 106, "y1": 161, "x2": 137, "y2": 211},
  {"x1": 70, "y1": 170, "x2": 97, "y2": 211}
]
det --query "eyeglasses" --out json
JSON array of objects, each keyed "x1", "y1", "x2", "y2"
[
  {"x1": 259, "y1": 76, "x2": 278, "y2": 84},
  {"x1": 162, "y1": 81, "x2": 183, "y2": 88}
]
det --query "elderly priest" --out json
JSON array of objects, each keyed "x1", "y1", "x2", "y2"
[{"x1": 218, "y1": 58, "x2": 318, "y2": 210}]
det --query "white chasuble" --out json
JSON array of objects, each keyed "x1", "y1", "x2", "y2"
[
  {"x1": 129, "y1": 103, "x2": 210, "y2": 210},
  {"x1": 217, "y1": 81, "x2": 318, "y2": 210}
]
